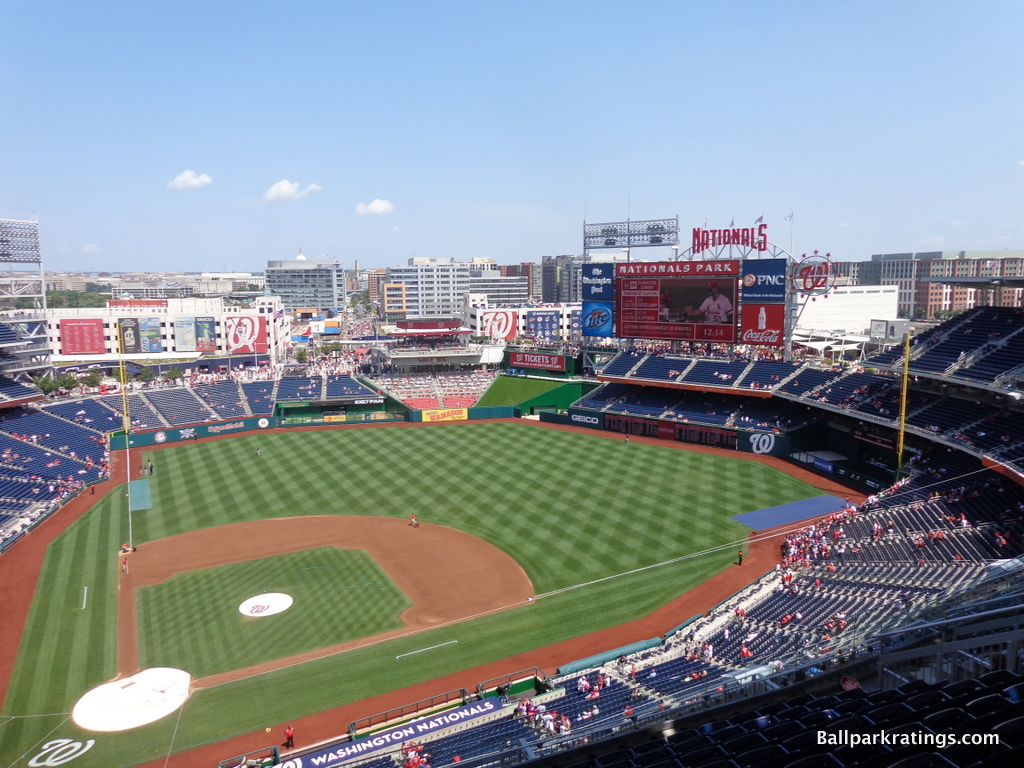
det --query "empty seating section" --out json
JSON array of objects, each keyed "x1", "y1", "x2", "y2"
[
  {"x1": 193, "y1": 382, "x2": 248, "y2": 419},
  {"x1": 0, "y1": 326, "x2": 19, "y2": 344},
  {"x1": 0, "y1": 433, "x2": 102, "y2": 482},
  {"x1": 0, "y1": 410, "x2": 107, "y2": 464},
  {"x1": 276, "y1": 376, "x2": 323, "y2": 400},
  {"x1": 370, "y1": 373, "x2": 440, "y2": 409},
  {"x1": 866, "y1": 312, "x2": 973, "y2": 367},
  {"x1": 0, "y1": 376, "x2": 39, "y2": 401},
  {"x1": 631, "y1": 355, "x2": 687, "y2": 382},
  {"x1": 906, "y1": 398, "x2": 991, "y2": 435},
  {"x1": 325, "y1": 375, "x2": 376, "y2": 398},
  {"x1": 736, "y1": 360, "x2": 803, "y2": 389},
  {"x1": 99, "y1": 394, "x2": 164, "y2": 431},
  {"x1": 959, "y1": 328, "x2": 1024, "y2": 382},
  {"x1": 807, "y1": 372, "x2": 890, "y2": 408},
  {"x1": 144, "y1": 389, "x2": 217, "y2": 426},
  {"x1": 433, "y1": 371, "x2": 495, "y2": 408},
  {"x1": 912, "y1": 307, "x2": 1023, "y2": 373},
  {"x1": 680, "y1": 359, "x2": 750, "y2": 387},
  {"x1": 240, "y1": 382, "x2": 275, "y2": 415},
  {"x1": 776, "y1": 368, "x2": 842, "y2": 397},
  {"x1": 532, "y1": 671, "x2": 1024, "y2": 768},
  {"x1": 0, "y1": 478, "x2": 58, "y2": 502},
  {"x1": 600, "y1": 352, "x2": 645, "y2": 377},
  {"x1": 43, "y1": 399, "x2": 121, "y2": 430}
]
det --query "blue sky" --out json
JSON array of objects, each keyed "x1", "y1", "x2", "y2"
[{"x1": 2, "y1": 1, "x2": 1022, "y2": 273}]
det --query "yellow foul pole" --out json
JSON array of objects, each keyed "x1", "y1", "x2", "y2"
[{"x1": 896, "y1": 331, "x2": 912, "y2": 478}]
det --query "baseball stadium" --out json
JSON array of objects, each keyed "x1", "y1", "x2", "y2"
[{"x1": 2, "y1": 223, "x2": 1024, "y2": 768}]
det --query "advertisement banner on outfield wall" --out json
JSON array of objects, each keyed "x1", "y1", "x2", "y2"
[
  {"x1": 422, "y1": 408, "x2": 468, "y2": 422},
  {"x1": 112, "y1": 416, "x2": 275, "y2": 449},
  {"x1": 738, "y1": 431, "x2": 791, "y2": 457},
  {"x1": 285, "y1": 699, "x2": 505, "y2": 768},
  {"x1": 568, "y1": 409, "x2": 604, "y2": 429},
  {"x1": 509, "y1": 351, "x2": 565, "y2": 371}
]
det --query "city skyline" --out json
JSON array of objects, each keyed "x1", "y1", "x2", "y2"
[{"x1": 2, "y1": 1, "x2": 1022, "y2": 273}]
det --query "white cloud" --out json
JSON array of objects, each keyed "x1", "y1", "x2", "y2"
[
  {"x1": 355, "y1": 199, "x2": 395, "y2": 216},
  {"x1": 167, "y1": 170, "x2": 213, "y2": 190},
  {"x1": 82, "y1": 244, "x2": 100, "y2": 253},
  {"x1": 264, "y1": 180, "x2": 323, "y2": 201},
  {"x1": 951, "y1": 220, "x2": 967, "y2": 227},
  {"x1": 1018, "y1": 160, "x2": 1024, "y2": 168},
  {"x1": 839, "y1": 222, "x2": 853, "y2": 228},
  {"x1": 919, "y1": 235, "x2": 946, "y2": 248}
]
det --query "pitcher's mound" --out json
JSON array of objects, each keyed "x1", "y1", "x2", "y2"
[
  {"x1": 72, "y1": 667, "x2": 191, "y2": 731},
  {"x1": 239, "y1": 592, "x2": 293, "y2": 617}
]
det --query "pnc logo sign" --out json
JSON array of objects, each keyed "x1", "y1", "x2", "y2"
[{"x1": 743, "y1": 273, "x2": 785, "y2": 288}]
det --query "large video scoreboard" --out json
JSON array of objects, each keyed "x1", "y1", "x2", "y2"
[{"x1": 615, "y1": 260, "x2": 741, "y2": 343}]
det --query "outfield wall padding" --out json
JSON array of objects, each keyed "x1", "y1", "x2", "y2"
[{"x1": 556, "y1": 637, "x2": 662, "y2": 676}]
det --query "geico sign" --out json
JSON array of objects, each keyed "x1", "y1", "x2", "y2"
[{"x1": 571, "y1": 414, "x2": 600, "y2": 425}]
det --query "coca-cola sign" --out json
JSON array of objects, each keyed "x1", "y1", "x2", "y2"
[{"x1": 740, "y1": 303, "x2": 786, "y2": 347}]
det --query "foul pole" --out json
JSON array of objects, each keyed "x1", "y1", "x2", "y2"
[
  {"x1": 895, "y1": 331, "x2": 912, "y2": 478},
  {"x1": 115, "y1": 323, "x2": 134, "y2": 549}
]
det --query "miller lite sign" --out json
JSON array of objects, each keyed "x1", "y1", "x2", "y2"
[
  {"x1": 740, "y1": 303, "x2": 785, "y2": 347},
  {"x1": 581, "y1": 301, "x2": 614, "y2": 337}
]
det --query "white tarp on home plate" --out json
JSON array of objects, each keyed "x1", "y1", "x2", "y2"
[{"x1": 73, "y1": 667, "x2": 191, "y2": 732}]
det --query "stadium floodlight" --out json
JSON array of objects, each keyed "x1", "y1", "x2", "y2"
[
  {"x1": 584, "y1": 217, "x2": 680, "y2": 251},
  {"x1": 0, "y1": 219, "x2": 42, "y2": 263}
]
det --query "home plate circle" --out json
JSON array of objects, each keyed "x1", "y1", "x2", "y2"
[
  {"x1": 239, "y1": 592, "x2": 293, "y2": 617},
  {"x1": 73, "y1": 667, "x2": 191, "y2": 731}
]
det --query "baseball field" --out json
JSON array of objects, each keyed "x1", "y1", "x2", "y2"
[{"x1": 0, "y1": 421, "x2": 826, "y2": 768}]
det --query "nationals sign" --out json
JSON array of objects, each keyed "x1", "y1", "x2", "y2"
[
  {"x1": 480, "y1": 309, "x2": 518, "y2": 340},
  {"x1": 225, "y1": 316, "x2": 267, "y2": 354},
  {"x1": 509, "y1": 351, "x2": 565, "y2": 371}
]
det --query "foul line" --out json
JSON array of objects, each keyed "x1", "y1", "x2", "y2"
[
  {"x1": 81, "y1": 586, "x2": 88, "y2": 610},
  {"x1": 396, "y1": 640, "x2": 457, "y2": 659},
  {"x1": 195, "y1": 601, "x2": 529, "y2": 692}
]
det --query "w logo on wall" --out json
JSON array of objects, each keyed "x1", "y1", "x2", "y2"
[
  {"x1": 481, "y1": 310, "x2": 517, "y2": 340},
  {"x1": 225, "y1": 316, "x2": 267, "y2": 354}
]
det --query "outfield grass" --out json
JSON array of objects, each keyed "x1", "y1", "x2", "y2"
[
  {"x1": 137, "y1": 548, "x2": 411, "y2": 678},
  {"x1": 1, "y1": 422, "x2": 824, "y2": 768}
]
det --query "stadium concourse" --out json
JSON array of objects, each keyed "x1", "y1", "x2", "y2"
[{"x1": 2, "y1": 307, "x2": 1024, "y2": 768}]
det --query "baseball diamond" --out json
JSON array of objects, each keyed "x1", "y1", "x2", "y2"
[{"x1": 0, "y1": 420, "x2": 842, "y2": 768}]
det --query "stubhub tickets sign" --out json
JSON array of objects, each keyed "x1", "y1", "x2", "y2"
[{"x1": 282, "y1": 699, "x2": 504, "y2": 768}]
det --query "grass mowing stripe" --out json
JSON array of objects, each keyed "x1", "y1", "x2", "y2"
[{"x1": 2, "y1": 422, "x2": 826, "y2": 768}]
